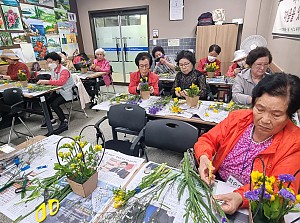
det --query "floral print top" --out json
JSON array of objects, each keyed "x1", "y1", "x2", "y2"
[{"x1": 218, "y1": 123, "x2": 273, "y2": 185}]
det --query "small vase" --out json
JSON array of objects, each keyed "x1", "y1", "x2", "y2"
[
  {"x1": 140, "y1": 90, "x2": 151, "y2": 100},
  {"x1": 67, "y1": 172, "x2": 98, "y2": 197},
  {"x1": 249, "y1": 207, "x2": 285, "y2": 223},
  {"x1": 207, "y1": 72, "x2": 215, "y2": 78},
  {"x1": 185, "y1": 96, "x2": 199, "y2": 108},
  {"x1": 81, "y1": 67, "x2": 88, "y2": 74}
]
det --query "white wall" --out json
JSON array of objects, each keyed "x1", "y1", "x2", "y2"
[
  {"x1": 242, "y1": 0, "x2": 300, "y2": 76},
  {"x1": 76, "y1": 0, "x2": 247, "y2": 55}
]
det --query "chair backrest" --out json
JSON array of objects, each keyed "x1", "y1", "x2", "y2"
[
  {"x1": 3, "y1": 88, "x2": 23, "y2": 106},
  {"x1": 143, "y1": 119, "x2": 199, "y2": 153},
  {"x1": 36, "y1": 73, "x2": 51, "y2": 80},
  {"x1": 108, "y1": 104, "x2": 147, "y2": 135}
]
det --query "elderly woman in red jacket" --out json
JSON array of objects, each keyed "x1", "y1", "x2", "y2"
[
  {"x1": 128, "y1": 52, "x2": 159, "y2": 96},
  {"x1": 195, "y1": 72, "x2": 300, "y2": 215}
]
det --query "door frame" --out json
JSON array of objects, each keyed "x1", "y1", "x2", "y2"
[{"x1": 88, "y1": 5, "x2": 150, "y2": 58}]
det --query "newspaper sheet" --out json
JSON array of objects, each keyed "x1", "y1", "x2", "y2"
[{"x1": 0, "y1": 136, "x2": 144, "y2": 223}]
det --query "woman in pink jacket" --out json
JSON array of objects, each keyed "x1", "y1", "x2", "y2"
[{"x1": 128, "y1": 52, "x2": 159, "y2": 96}]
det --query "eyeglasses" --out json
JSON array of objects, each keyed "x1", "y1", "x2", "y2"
[
  {"x1": 179, "y1": 62, "x2": 191, "y2": 68},
  {"x1": 253, "y1": 63, "x2": 269, "y2": 68},
  {"x1": 139, "y1": 64, "x2": 150, "y2": 69}
]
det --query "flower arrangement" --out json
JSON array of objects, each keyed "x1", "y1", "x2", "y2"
[
  {"x1": 185, "y1": 83, "x2": 200, "y2": 97},
  {"x1": 245, "y1": 171, "x2": 300, "y2": 223},
  {"x1": 54, "y1": 136, "x2": 103, "y2": 184},
  {"x1": 171, "y1": 97, "x2": 182, "y2": 113},
  {"x1": 4, "y1": 8, "x2": 20, "y2": 29},
  {"x1": 139, "y1": 77, "x2": 149, "y2": 91},
  {"x1": 206, "y1": 62, "x2": 219, "y2": 72},
  {"x1": 17, "y1": 69, "x2": 27, "y2": 81},
  {"x1": 104, "y1": 154, "x2": 228, "y2": 223}
]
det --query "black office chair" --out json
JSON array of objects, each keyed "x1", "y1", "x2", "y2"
[
  {"x1": 131, "y1": 119, "x2": 199, "y2": 160},
  {"x1": 95, "y1": 104, "x2": 148, "y2": 159},
  {"x1": 1, "y1": 88, "x2": 34, "y2": 144}
]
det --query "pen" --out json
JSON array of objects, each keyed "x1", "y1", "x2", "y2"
[{"x1": 0, "y1": 181, "x2": 15, "y2": 193}]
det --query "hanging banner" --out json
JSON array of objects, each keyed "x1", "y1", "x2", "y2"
[{"x1": 272, "y1": 0, "x2": 300, "y2": 39}]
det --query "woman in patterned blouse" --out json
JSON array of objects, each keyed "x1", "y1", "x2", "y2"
[{"x1": 171, "y1": 50, "x2": 207, "y2": 99}]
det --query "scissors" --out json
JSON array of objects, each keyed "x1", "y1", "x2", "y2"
[{"x1": 35, "y1": 189, "x2": 60, "y2": 222}]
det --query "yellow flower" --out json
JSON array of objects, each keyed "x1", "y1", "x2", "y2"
[
  {"x1": 251, "y1": 171, "x2": 263, "y2": 183},
  {"x1": 113, "y1": 200, "x2": 124, "y2": 209},
  {"x1": 265, "y1": 183, "x2": 273, "y2": 193},
  {"x1": 94, "y1": 144, "x2": 102, "y2": 152},
  {"x1": 77, "y1": 152, "x2": 83, "y2": 159},
  {"x1": 267, "y1": 176, "x2": 276, "y2": 185},
  {"x1": 270, "y1": 195, "x2": 275, "y2": 202},
  {"x1": 296, "y1": 194, "x2": 300, "y2": 203},
  {"x1": 70, "y1": 163, "x2": 76, "y2": 169},
  {"x1": 213, "y1": 109, "x2": 219, "y2": 113},
  {"x1": 175, "y1": 87, "x2": 181, "y2": 92},
  {"x1": 58, "y1": 151, "x2": 64, "y2": 158},
  {"x1": 171, "y1": 105, "x2": 182, "y2": 113},
  {"x1": 79, "y1": 142, "x2": 85, "y2": 148},
  {"x1": 65, "y1": 152, "x2": 71, "y2": 157},
  {"x1": 140, "y1": 78, "x2": 143, "y2": 82},
  {"x1": 209, "y1": 105, "x2": 214, "y2": 109},
  {"x1": 28, "y1": 84, "x2": 33, "y2": 89},
  {"x1": 173, "y1": 97, "x2": 178, "y2": 103},
  {"x1": 204, "y1": 112, "x2": 209, "y2": 117}
]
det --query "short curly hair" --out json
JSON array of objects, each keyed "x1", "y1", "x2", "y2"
[
  {"x1": 135, "y1": 52, "x2": 153, "y2": 67},
  {"x1": 175, "y1": 50, "x2": 196, "y2": 66},
  {"x1": 44, "y1": 52, "x2": 61, "y2": 63},
  {"x1": 246, "y1": 47, "x2": 272, "y2": 67},
  {"x1": 95, "y1": 48, "x2": 105, "y2": 56},
  {"x1": 151, "y1": 46, "x2": 165, "y2": 58},
  {"x1": 252, "y1": 72, "x2": 300, "y2": 118}
]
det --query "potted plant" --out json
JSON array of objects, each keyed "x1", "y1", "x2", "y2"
[
  {"x1": 246, "y1": 170, "x2": 300, "y2": 223},
  {"x1": 206, "y1": 62, "x2": 219, "y2": 78},
  {"x1": 80, "y1": 60, "x2": 90, "y2": 73},
  {"x1": 17, "y1": 69, "x2": 28, "y2": 87},
  {"x1": 184, "y1": 83, "x2": 200, "y2": 107},
  {"x1": 139, "y1": 77, "x2": 150, "y2": 100},
  {"x1": 54, "y1": 136, "x2": 104, "y2": 197}
]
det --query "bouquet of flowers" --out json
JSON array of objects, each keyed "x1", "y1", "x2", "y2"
[
  {"x1": 17, "y1": 69, "x2": 27, "y2": 81},
  {"x1": 245, "y1": 171, "x2": 300, "y2": 223},
  {"x1": 206, "y1": 62, "x2": 219, "y2": 72},
  {"x1": 140, "y1": 77, "x2": 149, "y2": 91},
  {"x1": 185, "y1": 83, "x2": 200, "y2": 97},
  {"x1": 54, "y1": 136, "x2": 103, "y2": 184}
]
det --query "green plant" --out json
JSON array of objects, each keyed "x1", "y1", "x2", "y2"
[
  {"x1": 206, "y1": 62, "x2": 219, "y2": 72},
  {"x1": 185, "y1": 83, "x2": 200, "y2": 97},
  {"x1": 54, "y1": 136, "x2": 103, "y2": 184},
  {"x1": 140, "y1": 77, "x2": 149, "y2": 91},
  {"x1": 17, "y1": 70, "x2": 27, "y2": 81}
]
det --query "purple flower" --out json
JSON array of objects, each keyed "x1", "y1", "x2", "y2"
[
  {"x1": 279, "y1": 188, "x2": 296, "y2": 202},
  {"x1": 221, "y1": 217, "x2": 227, "y2": 223},
  {"x1": 278, "y1": 174, "x2": 295, "y2": 183},
  {"x1": 148, "y1": 105, "x2": 162, "y2": 115},
  {"x1": 244, "y1": 190, "x2": 260, "y2": 201}
]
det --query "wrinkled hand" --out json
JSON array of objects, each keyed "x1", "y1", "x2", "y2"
[
  {"x1": 37, "y1": 80, "x2": 48, "y2": 85},
  {"x1": 198, "y1": 155, "x2": 215, "y2": 185},
  {"x1": 137, "y1": 83, "x2": 141, "y2": 91},
  {"x1": 234, "y1": 68, "x2": 241, "y2": 74},
  {"x1": 149, "y1": 86, "x2": 154, "y2": 94},
  {"x1": 214, "y1": 192, "x2": 243, "y2": 215}
]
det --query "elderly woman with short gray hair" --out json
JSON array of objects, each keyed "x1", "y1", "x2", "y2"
[{"x1": 88, "y1": 48, "x2": 111, "y2": 82}]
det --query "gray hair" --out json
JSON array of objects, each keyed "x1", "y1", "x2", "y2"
[{"x1": 95, "y1": 48, "x2": 105, "y2": 56}]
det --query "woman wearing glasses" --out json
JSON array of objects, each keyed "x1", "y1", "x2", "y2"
[
  {"x1": 232, "y1": 47, "x2": 272, "y2": 105},
  {"x1": 171, "y1": 50, "x2": 207, "y2": 99},
  {"x1": 128, "y1": 52, "x2": 159, "y2": 96}
]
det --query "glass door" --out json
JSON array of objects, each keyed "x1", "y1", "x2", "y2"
[{"x1": 91, "y1": 8, "x2": 149, "y2": 83}]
